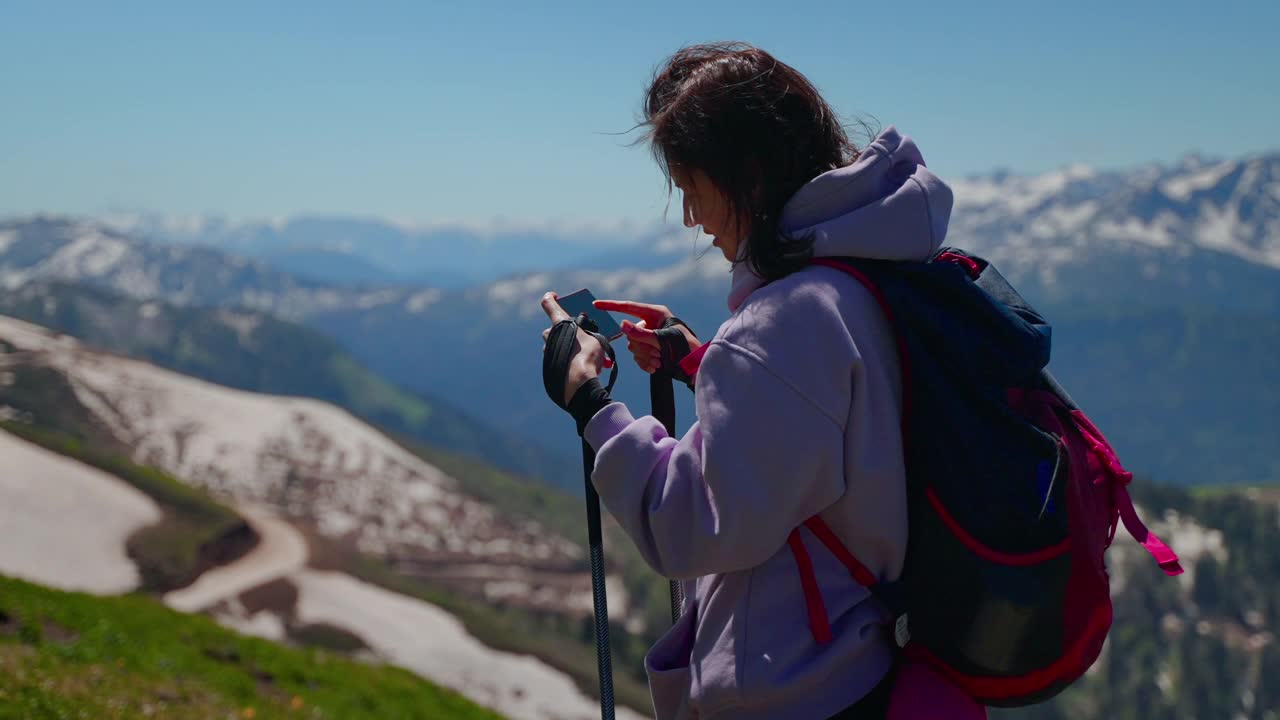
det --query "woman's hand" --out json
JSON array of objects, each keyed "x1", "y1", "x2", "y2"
[
  {"x1": 593, "y1": 299, "x2": 700, "y2": 374},
  {"x1": 540, "y1": 292, "x2": 611, "y2": 406}
]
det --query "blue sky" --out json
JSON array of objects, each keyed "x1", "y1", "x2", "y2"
[{"x1": 2, "y1": 0, "x2": 1276, "y2": 225}]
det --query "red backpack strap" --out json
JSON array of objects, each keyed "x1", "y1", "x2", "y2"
[
  {"x1": 788, "y1": 529, "x2": 833, "y2": 644},
  {"x1": 789, "y1": 258, "x2": 904, "y2": 643},
  {"x1": 787, "y1": 516, "x2": 883, "y2": 643},
  {"x1": 804, "y1": 517, "x2": 880, "y2": 587}
]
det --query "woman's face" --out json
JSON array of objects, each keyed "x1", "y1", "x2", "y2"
[{"x1": 673, "y1": 168, "x2": 742, "y2": 262}]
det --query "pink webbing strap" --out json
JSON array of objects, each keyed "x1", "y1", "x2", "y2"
[
  {"x1": 1114, "y1": 485, "x2": 1183, "y2": 575},
  {"x1": 678, "y1": 342, "x2": 710, "y2": 379},
  {"x1": 787, "y1": 529, "x2": 833, "y2": 643},
  {"x1": 1070, "y1": 409, "x2": 1183, "y2": 576}
]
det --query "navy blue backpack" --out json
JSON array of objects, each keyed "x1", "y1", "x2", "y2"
[{"x1": 777, "y1": 249, "x2": 1184, "y2": 707}]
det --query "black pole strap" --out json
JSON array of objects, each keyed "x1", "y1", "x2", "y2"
[
  {"x1": 649, "y1": 371, "x2": 686, "y2": 624},
  {"x1": 655, "y1": 317, "x2": 697, "y2": 391}
]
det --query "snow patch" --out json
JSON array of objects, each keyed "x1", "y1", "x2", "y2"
[
  {"x1": 488, "y1": 273, "x2": 552, "y2": 305},
  {"x1": 0, "y1": 270, "x2": 29, "y2": 290},
  {"x1": 216, "y1": 311, "x2": 262, "y2": 347},
  {"x1": 355, "y1": 289, "x2": 401, "y2": 310},
  {"x1": 213, "y1": 600, "x2": 288, "y2": 642},
  {"x1": 952, "y1": 164, "x2": 1096, "y2": 215},
  {"x1": 1095, "y1": 216, "x2": 1176, "y2": 248},
  {"x1": 1195, "y1": 202, "x2": 1244, "y2": 253},
  {"x1": 1162, "y1": 161, "x2": 1236, "y2": 201},
  {"x1": 43, "y1": 230, "x2": 131, "y2": 278},
  {"x1": 291, "y1": 570, "x2": 649, "y2": 720},
  {"x1": 0, "y1": 230, "x2": 15, "y2": 253},
  {"x1": 405, "y1": 288, "x2": 442, "y2": 313},
  {"x1": 1028, "y1": 201, "x2": 1099, "y2": 238},
  {"x1": 0, "y1": 429, "x2": 162, "y2": 593}
]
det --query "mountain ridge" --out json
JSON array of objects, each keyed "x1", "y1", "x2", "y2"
[{"x1": 2, "y1": 148, "x2": 1277, "y2": 486}]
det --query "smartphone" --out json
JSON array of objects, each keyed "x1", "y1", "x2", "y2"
[{"x1": 557, "y1": 288, "x2": 625, "y2": 341}]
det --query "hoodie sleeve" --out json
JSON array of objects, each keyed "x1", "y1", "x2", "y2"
[{"x1": 582, "y1": 338, "x2": 847, "y2": 580}]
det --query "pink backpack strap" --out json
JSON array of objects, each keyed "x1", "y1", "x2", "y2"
[
  {"x1": 1070, "y1": 409, "x2": 1183, "y2": 576},
  {"x1": 1017, "y1": 392, "x2": 1183, "y2": 577},
  {"x1": 678, "y1": 342, "x2": 710, "y2": 380},
  {"x1": 1114, "y1": 486, "x2": 1182, "y2": 575}
]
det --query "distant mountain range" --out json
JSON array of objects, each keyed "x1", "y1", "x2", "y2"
[
  {"x1": 94, "y1": 213, "x2": 683, "y2": 289},
  {"x1": 2, "y1": 149, "x2": 1277, "y2": 486},
  {"x1": 947, "y1": 153, "x2": 1280, "y2": 314}
]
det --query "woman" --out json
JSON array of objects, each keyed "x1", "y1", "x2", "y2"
[{"x1": 540, "y1": 43, "x2": 970, "y2": 719}]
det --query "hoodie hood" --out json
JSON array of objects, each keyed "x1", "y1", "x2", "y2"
[{"x1": 728, "y1": 126, "x2": 954, "y2": 312}]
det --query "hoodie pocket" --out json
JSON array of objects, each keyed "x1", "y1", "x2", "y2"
[{"x1": 645, "y1": 601, "x2": 698, "y2": 719}]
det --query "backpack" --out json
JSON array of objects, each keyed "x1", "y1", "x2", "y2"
[{"x1": 783, "y1": 249, "x2": 1183, "y2": 707}]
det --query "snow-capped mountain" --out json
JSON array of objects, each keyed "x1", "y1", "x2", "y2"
[
  {"x1": 10, "y1": 149, "x2": 1274, "y2": 316},
  {"x1": 2, "y1": 149, "x2": 1277, "y2": 485},
  {"x1": 59, "y1": 149, "x2": 1278, "y2": 298},
  {"x1": 951, "y1": 153, "x2": 1280, "y2": 267},
  {"x1": 0, "y1": 216, "x2": 361, "y2": 317},
  {"x1": 96, "y1": 212, "x2": 679, "y2": 288},
  {"x1": 946, "y1": 152, "x2": 1280, "y2": 311}
]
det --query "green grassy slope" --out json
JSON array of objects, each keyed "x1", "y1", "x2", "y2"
[{"x1": 0, "y1": 575, "x2": 503, "y2": 720}]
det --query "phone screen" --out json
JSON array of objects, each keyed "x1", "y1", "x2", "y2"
[{"x1": 557, "y1": 288, "x2": 624, "y2": 341}]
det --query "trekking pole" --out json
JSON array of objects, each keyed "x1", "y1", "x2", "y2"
[
  {"x1": 545, "y1": 310, "x2": 618, "y2": 720},
  {"x1": 649, "y1": 370, "x2": 685, "y2": 625},
  {"x1": 581, "y1": 439, "x2": 616, "y2": 720}
]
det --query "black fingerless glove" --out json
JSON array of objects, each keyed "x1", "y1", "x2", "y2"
[
  {"x1": 566, "y1": 377, "x2": 615, "y2": 436},
  {"x1": 655, "y1": 316, "x2": 698, "y2": 392},
  {"x1": 543, "y1": 313, "x2": 619, "y2": 436}
]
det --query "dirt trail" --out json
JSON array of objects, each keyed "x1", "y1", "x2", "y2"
[{"x1": 164, "y1": 506, "x2": 307, "y2": 613}]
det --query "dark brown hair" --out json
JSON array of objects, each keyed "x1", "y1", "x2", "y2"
[{"x1": 641, "y1": 42, "x2": 860, "y2": 281}]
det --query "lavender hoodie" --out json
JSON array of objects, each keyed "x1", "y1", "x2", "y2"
[{"x1": 583, "y1": 127, "x2": 954, "y2": 720}]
